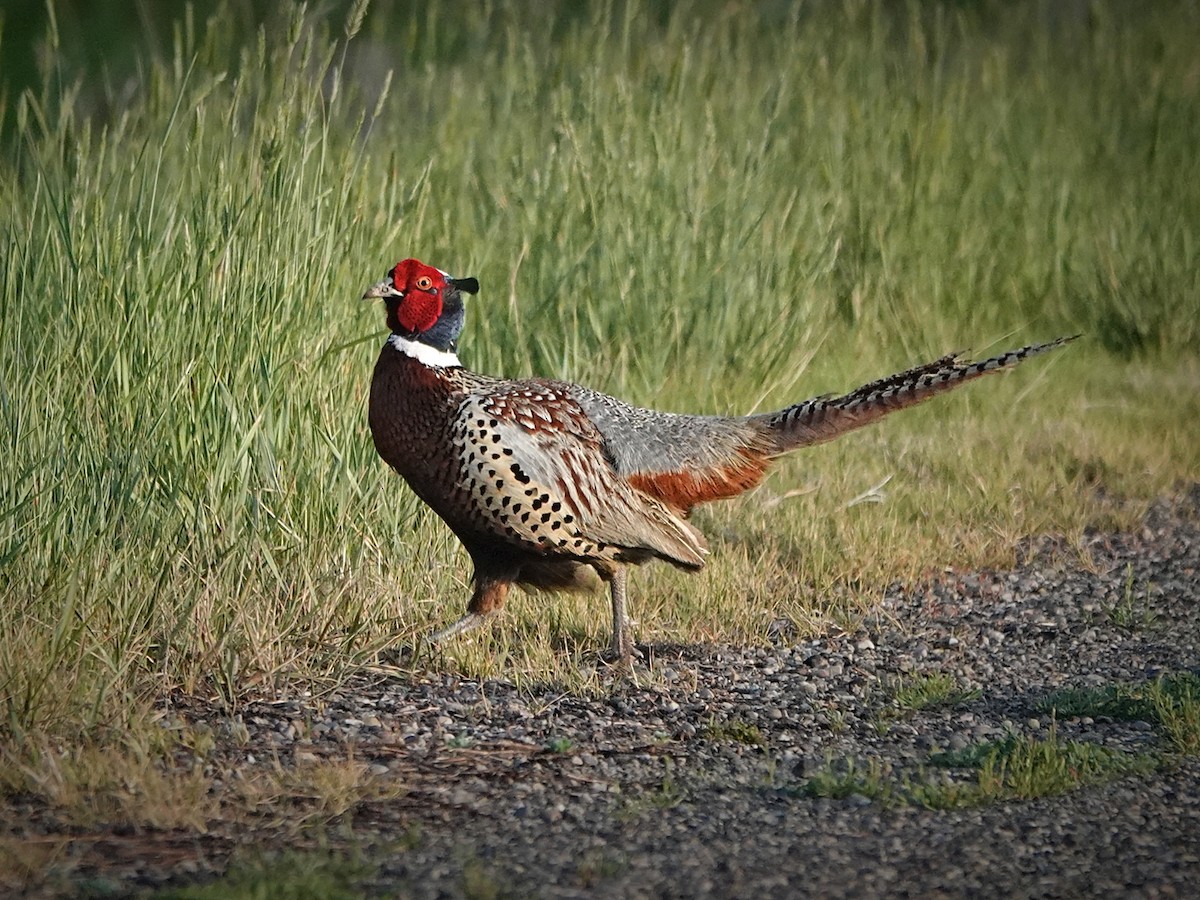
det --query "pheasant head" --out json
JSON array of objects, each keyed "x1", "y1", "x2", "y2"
[{"x1": 364, "y1": 258, "x2": 479, "y2": 353}]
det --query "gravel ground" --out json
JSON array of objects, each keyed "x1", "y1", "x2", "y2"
[{"x1": 11, "y1": 486, "x2": 1200, "y2": 897}]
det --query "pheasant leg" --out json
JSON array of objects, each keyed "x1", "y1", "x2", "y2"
[
  {"x1": 428, "y1": 612, "x2": 491, "y2": 642},
  {"x1": 607, "y1": 567, "x2": 634, "y2": 663}
]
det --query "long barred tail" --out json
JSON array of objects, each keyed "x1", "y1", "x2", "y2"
[{"x1": 755, "y1": 335, "x2": 1079, "y2": 454}]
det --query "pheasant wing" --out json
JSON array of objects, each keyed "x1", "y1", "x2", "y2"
[{"x1": 453, "y1": 382, "x2": 708, "y2": 570}]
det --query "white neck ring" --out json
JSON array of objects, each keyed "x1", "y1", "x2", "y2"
[{"x1": 386, "y1": 333, "x2": 461, "y2": 368}]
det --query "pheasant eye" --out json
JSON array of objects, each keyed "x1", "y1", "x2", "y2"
[{"x1": 415, "y1": 275, "x2": 434, "y2": 291}]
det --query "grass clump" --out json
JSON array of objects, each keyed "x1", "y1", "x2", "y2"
[
  {"x1": 0, "y1": 740, "x2": 402, "y2": 831},
  {"x1": 805, "y1": 731, "x2": 1160, "y2": 810},
  {"x1": 809, "y1": 673, "x2": 1200, "y2": 810},
  {"x1": 619, "y1": 759, "x2": 686, "y2": 819},
  {"x1": 802, "y1": 757, "x2": 897, "y2": 805},
  {"x1": 929, "y1": 732, "x2": 1159, "y2": 801},
  {"x1": 576, "y1": 849, "x2": 626, "y2": 889},
  {"x1": 1039, "y1": 673, "x2": 1200, "y2": 755},
  {"x1": 0, "y1": 739, "x2": 215, "y2": 832},
  {"x1": 702, "y1": 718, "x2": 766, "y2": 746},
  {"x1": 889, "y1": 672, "x2": 981, "y2": 713},
  {"x1": 155, "y1": 850, "x2": 370, "y2": 900}
]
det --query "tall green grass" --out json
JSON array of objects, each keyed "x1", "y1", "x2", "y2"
[{"x1": 2, "y1": 1, "x2": 1198, "y2": 742}]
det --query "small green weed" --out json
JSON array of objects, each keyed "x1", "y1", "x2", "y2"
[
  {"x1": 1039, "y1": 685, "x2": 1149, "y2": 721},
  {"x1": 802, "y1": 757, "x2": 896, "y2": 804},
  {"x1": 619, "y1": 759, "x2": 686, "y2": 819},
  {"x1": 1101, "y1": 565, "x2": 1158, "y2": 631},
  {"x1": 890, "y1": 672, "x2": 981, "y2": 713},
  {"x1": 702, "y1": 718, "x2": 766, "y2": 746},
  {"x1": 800, "y1": 757, "x2": 982, "y2": 810},
  {"x1": 461, "y1": 856, "x2": 503, "y2": 900},
  {"x1": 649, "y1": 768, "x2": 685, "y2": 810},
  {"x1": 576, "y1": 850, "x2": 625, "y2": 888},
  {"x1": 825, "y1": 710, "x2": 849, "y2": 734}
]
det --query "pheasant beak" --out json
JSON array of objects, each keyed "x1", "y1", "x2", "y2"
[{"x1": 363, "y1": 278, "x2": 402, "y2": 301}]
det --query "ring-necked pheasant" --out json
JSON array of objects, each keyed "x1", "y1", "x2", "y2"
[{"x1": 366, "y1": 258, "x2": 1075, "y2": 662}]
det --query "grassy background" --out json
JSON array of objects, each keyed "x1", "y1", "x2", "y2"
[{"x1": 2, "y1": 0, "x2": 1198, "y2": 749}]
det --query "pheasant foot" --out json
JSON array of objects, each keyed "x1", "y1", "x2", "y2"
[{"x1": 428, "y1": 612, "x2": 493, "y2": 643}]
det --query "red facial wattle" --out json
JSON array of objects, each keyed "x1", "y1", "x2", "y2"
[
  {"x1": 396, "y1": 291, "x2": 441, "y2": 333},
  {"x1": 391, "y1": 259, "x2": 445, "y2": 334}
]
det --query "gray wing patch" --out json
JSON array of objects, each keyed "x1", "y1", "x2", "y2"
[{"x1": 569, "y1": 385, "x2": 775, "y2": 475}]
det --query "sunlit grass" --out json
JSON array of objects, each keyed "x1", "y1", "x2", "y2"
[{"x1": 1, "y1": 0, "x2": 1198, "y2": 769}]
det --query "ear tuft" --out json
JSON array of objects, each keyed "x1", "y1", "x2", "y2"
[{"x1": 450, "y1": 277, "x2": 480, "y2": 295}]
